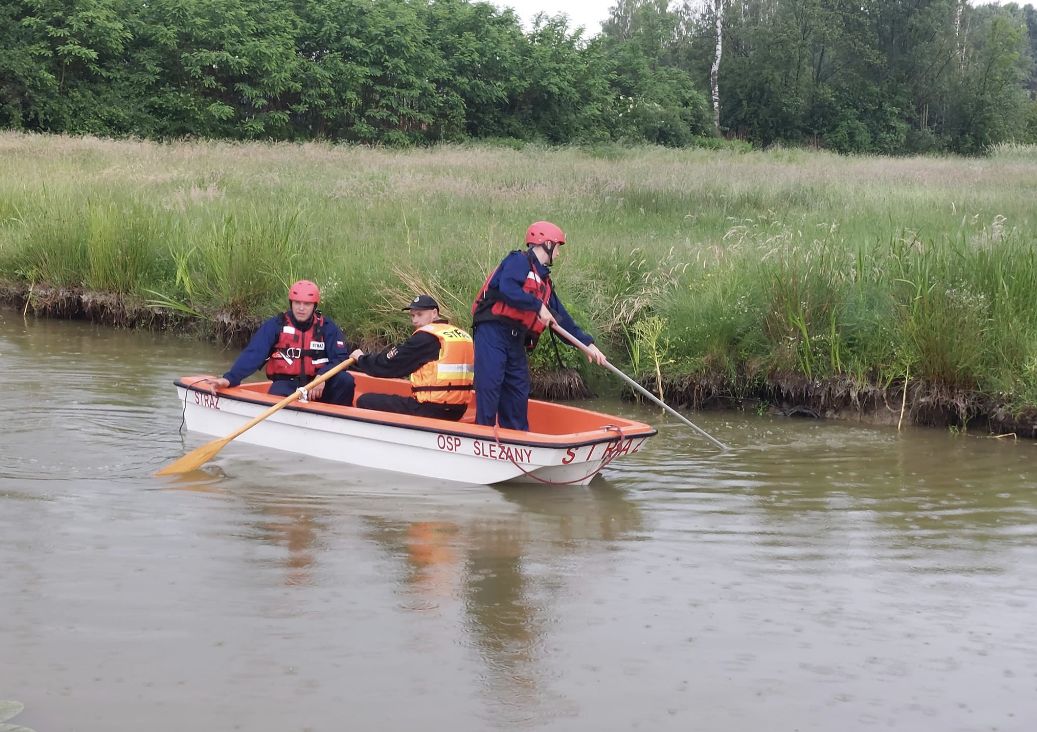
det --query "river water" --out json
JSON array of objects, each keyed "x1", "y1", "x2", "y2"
[{"x1": 1, "y1": 311, "x2": 1035, "y2": 732}]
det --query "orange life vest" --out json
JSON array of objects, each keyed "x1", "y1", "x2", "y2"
[
  {"x1": 410, "y1": 323, "x2": 475, "y2": 405},
  {"x1": 471, "y1": 250, "x2": 553, "y2": 334},
  {"x1": 266, "y1": 314, "x2": 329, "y2": 379}
]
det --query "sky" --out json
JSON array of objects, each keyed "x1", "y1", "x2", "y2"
[{"x1": 491, "y1": 0, "x2": 617, "y2": 36}]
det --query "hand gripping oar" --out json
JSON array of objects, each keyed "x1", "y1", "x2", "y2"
[
  {"x1": 550, "y1": 324, "x2": 728, "y2": 452},
  {"x1": 156, "y1": 357, "x2": 357, "y2": 476}
]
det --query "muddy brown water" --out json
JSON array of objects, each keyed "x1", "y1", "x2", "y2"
[{"x1": 2, "y1": 311, "x2": 1036, "y2": 732}]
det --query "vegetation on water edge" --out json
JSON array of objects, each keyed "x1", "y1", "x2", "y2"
[{"x1": 2, "y1": 132, "x2": 1037, "y2": 434}]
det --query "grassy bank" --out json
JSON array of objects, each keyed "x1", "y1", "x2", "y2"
[{"x1": 3, "y1": 132, "x2": 1037, "y2": 433}]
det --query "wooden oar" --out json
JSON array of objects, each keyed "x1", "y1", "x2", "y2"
[
  {"x1": 156, "y1": 358, "x2": 357, "y2": 476},
  {"x1": 550, "y1": 324, "x2": 729, "y2": 452}
]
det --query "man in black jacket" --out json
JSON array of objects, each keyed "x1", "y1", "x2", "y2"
[{"x1": 349, "y1": 295, "x2": 474, "y2": 421}]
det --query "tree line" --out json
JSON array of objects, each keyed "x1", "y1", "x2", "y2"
[{"x1": 1, "y1": 0, "x2": 1034, "y2": 153}]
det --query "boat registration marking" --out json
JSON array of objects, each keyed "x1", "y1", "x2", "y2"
[
  {"x1": 193, "y1": 391, "x2": 221, "y2": 410},
  {"x1": 563, "y1": 437, "x2": 642, "y2": 464},
  {"x1": 473, "y1": 440, "x2": 533, "y2": 463},
  {"x1": 436, "y1": 434, "x2": 533, "y2": 463},
  {"x1": 437, "y1": 434, "x2": 463, "y2": 452}
]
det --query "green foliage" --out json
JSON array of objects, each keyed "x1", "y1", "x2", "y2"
[
  {"x1": 598, "y1": 0, "x2": 710, "y2": 146},
  {"x1": 1, "y1": 0, "x2": 1034, "y2": 152},
  {"x1": 946, "y1": 11, "x2": 1032, "y2": 154},
  {"x1": 687, "y1": 0, "x2": 1035, "y2": 154},
  {"x1": 83, "y1": 202, "x2": 166, "y2": 293},
  {"x1": 626, "y1": 315, "x2": 674, "y2": 391},
  {"x1": 3, "y1": 135, "x2": 1037, "y2": 409}
]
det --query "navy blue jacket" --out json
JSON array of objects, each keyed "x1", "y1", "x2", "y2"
[
  {"x1": 477, "y1": 250, "x2": 594, "y2": 346},
  {"x1": 352, "y1": 322, "x2": 443, "y2": 379},
  {"x1": 222, "y1": 312, "x2": 351, "y2": 386}
]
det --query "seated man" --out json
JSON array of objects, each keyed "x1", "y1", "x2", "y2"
[
  {"x1": 202, "y1": 279, "x2": 355, "y2": 406},
  {"x1": 350, "y1": 295, "x2": 473, "y2": 420}
]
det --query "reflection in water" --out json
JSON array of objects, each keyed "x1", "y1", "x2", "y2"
[
  {"x1": 404, "y1": 521, "x2": 460, "y2": 600},
  {"x1": 463, "y1": 523, "x2": 540, "y2": 720},
  {"x1": 164, "y1": 462, "x2": 646, "y2": 721},
  {"x1": 164, "y1": 472, "x2": 329, "y2": 588},
  {"x1": 360, "y1": 483, "x2": 644, "y2": 726},
  {"x1": 247, "y1": 503, "x2": 323, "y2": 587}
]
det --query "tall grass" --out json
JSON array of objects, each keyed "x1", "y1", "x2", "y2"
[{"x1": 2, "y1": 132, "x2": 1036, "y2": 413}]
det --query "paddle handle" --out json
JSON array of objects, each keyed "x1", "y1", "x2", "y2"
[
  {"x1": 156, "y1": 357, "x2": 358, "y2": 476},
  {"x1": 220, "y1": 357, "x2": 357, "y2": 442},
  {"x1": 550, "y1": 324, "x2": 729, "y2": 452}
]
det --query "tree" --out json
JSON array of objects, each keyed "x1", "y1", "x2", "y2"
[
  {"x1": 710, "y1": 0, "x2": 723, "y2": 133},
  {"x1": 948, "y1": 8, "x2": 1031, "y2": 152},
  {"x1": 599, "y1": 0, "x2": 711, "y2": 144}
]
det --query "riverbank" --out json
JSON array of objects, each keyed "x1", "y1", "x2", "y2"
[
  {"x1": 4, "y1": 284, "x2": 1034, "y2": 437},
  {"x1": 3, "y1": 133, "x2": 1037, "y2": 436}
]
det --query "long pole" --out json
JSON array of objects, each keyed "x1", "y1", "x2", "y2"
[{"x1": 551, "y1": 324, "x2": 729, "y2": 452}]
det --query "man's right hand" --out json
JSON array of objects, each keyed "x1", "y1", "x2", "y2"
[
  {"x1": 203, "y1": 376, "x2": 230, "y2": 394},
  {"x1": 537, "y1": 304, "x2": 556, "y2": 328}
]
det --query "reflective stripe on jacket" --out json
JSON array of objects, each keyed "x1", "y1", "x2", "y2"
[
  {"x1": 265, "y1": 313, "x2": 329, "y2": 379},
  {"x1": 410, "y1": 323, "x2": 475, "y2": 405},
  {"x1": 471, "y1": 250, "x2": 553, "y2": 333}
]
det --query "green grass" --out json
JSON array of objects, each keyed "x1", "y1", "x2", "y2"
[{"x1": 3, "y1": 132, "x2": 1037, "y2": 414}]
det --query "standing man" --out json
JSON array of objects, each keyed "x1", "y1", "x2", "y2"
[
  {"x1": 471, "y1": 221, "x2": 606, "y2": 430},
  {"x1": 201, "y1": 279, "x2": 355, "y2": 406},
  {"x1": 349, "y1": 295, "x2": 474, "y2": 421}
]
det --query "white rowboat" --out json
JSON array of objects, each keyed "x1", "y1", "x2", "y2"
[{"x1": 173, "y1": 373, "x2": 656, "y2": 485}]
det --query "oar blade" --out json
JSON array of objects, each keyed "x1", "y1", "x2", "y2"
[
  {"x1": 155, "y1": 436, "x2": 232, "y2": 476},
  {"x1": 157, "y1": 358, "x2": 357, "y2": 476}
]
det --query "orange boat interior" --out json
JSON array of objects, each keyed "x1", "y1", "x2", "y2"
[{"x1": 178, "y1": 373, "x2": 655, "y2": 445}]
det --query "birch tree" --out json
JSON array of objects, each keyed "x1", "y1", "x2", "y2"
[{"x1": 710, "y1": 0, "x2": 724, "y2": 133}]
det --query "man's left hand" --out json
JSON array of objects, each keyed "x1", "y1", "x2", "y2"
[
  {"x1": 309, "y1": 381, "x2": 326, "y2": 400},
  {"x1": 584, "y1": 343, "x2": 608, "y2": 366}
]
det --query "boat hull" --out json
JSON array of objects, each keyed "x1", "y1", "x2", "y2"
[{"x1": 173, "y1": 376, "x2": 655, "y2": 486}]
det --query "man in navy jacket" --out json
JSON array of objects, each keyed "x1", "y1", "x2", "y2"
[
  {"x1": 471, "y1": 221, "x2": 606, "y2": 430},
  {"x1": 201, "y1": 280, "x2": 355, "y2": 406}
]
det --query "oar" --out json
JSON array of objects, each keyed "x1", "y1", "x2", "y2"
[
  {"x1": 550, "y1": 324, "x2": 729, "y2": 452},
  {"x1": 156, "y1": 358, "x2": 357, "y2": 476}
]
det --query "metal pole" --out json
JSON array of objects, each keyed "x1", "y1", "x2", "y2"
[{"x1": 551, "y1": 324, "x2": 729, "y2": 452}]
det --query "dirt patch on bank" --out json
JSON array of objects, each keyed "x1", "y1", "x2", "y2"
[
  {"x1": 0, "y1": 280, "x2": 589, "y2": 398},
  {"x1": 0, "y1": 281, "x2": 261, "y2": 344},
  {"x1": 2, "y1": 281, "x2": 188, "y2": 330},
  {"x1": 640, "y1": 371, "x2": 1037, "y2": 439}
]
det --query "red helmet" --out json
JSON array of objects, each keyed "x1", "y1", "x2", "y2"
[
  {"x1": 288, "y1": 279, "x2": 321, "y2": 304},
  {"x1": 525, "y1": 221, "x2": 566, "y2": 247}
]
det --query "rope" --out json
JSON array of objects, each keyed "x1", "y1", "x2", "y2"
[
  {"x1": 548, "y1": 328, "x2": 565, "y2": 369},
  {"x1": 179, "y1": 377, "x2": 211, "y2": 435},
  {"x1": 492, "y1": 422, "x2": 627, "y2": 486}
]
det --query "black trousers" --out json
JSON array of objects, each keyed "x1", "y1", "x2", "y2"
[
  {"x1": 356, "y1": 393, "x2": 466, "y2": 421},
  {"x1": 269, "y1": 372, "x2": 355, "y2": 406}
]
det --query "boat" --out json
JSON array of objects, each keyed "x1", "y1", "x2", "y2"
[{"x1": 172, "y1": 373, "x2": 657, "y2": 485}]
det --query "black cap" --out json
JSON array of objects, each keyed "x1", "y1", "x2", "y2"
[{"x1": 402, "y1": 294, "x2": 440, "y2": 311}]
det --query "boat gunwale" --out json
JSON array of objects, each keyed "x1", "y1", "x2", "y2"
[{"x1": 175, "y1": 378, "x2": 658, "y2": 450}]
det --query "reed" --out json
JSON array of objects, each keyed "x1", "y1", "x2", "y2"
[{"x1": 2, "y1": 132, "x2": 1036, "y2": 421}]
